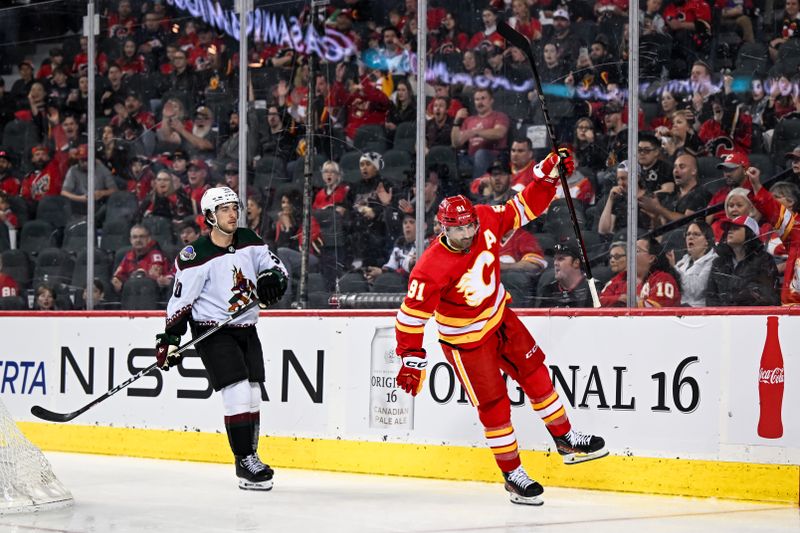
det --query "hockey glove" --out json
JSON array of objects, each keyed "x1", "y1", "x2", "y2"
[
  {"x1": 396, "y1": 348, "x2": 427, "y2": 396},
  {"x1": 257, "y1": 267, "x2": 288, "y2": 307},
  {"x1": 155, "y1": 333, "x2": 181, "y2": 370},
  {"x1": 537, "y1": 148, "x2": 575, "y2": 185}
]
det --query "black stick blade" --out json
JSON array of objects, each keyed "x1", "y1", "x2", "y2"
[{"x1": 30, "y1": 405, "x2": 81, "y2": 423}]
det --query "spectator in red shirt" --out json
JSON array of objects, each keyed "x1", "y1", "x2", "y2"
[
  {"x1": 467, "y1": 7, "x2": 504, "y2": 50},
  {"x1": 600, "y1": 241, "x2": 629, "y2": 307},
  {"x1": 0, "y1": 253, "x2": 19, "y2": 298},
  {"x1": 451, "y1": 88, "x2": 510, "y2": 178},
  {"x1": 117, "y1": 38, "x2": 147, "y2": 77},
  {"x1": 0, "y1": 149, "x2": 20, "y2": 196},
  {"x1": 330, "y1": 67, "x2": 391, "y2": 143},
  {"x1": 107, "y1": 0, "x2": 137, "y2": 39},
  {"x1": 111, "y1": 224, "x2": 173, "y2": 293},
  {"x1": 21, "y1": 145, "x2": 66, "y2": 211},
  {"x1": 425, "y1": 81, "x2": 463, "y2": 119},
  {"x1": 500, "y1": 226, "x2": 547, "y2": 308},
  {"x1": 636, "y1": 236, "x2": 682, "y2": 307},
  {"x1": 313, "y1": 161, "x2": 350, "y2": 212},
  {"x1": 663, "y1": 0, "x2": 712, "y2": 71}
]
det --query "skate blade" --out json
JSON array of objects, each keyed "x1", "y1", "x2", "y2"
[
  {"x1": 509, "y1": 492, "x2": 544, "y2": 506},
  {"x1": 561, "y1": 448, "x2": 609, "y2": 465},
  {"x1": 238, "y1": 478, "x2": 274, "y2": 491}
]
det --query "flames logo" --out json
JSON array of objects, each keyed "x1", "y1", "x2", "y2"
[
  {"x1": 228, "y1": 267, "x2": 256, "y2": 312},
  {"x1": 456, "y1": 251, "x2": 496, "y2": 307}
]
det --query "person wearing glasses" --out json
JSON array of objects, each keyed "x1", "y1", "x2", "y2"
[
  {"x1": 637, "y1": 133, "x2": 673, "y2": 195},
  {"x1": 674, "y1": 219, "x2": 717, "y2": 307},
  {"x1": 599, "y1": 241, "x2": 628, "y2": 307}
]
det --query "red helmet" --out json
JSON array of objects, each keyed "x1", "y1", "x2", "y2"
[{"x1": 437, "y1": 195, "x2": 477, "y2": 228}]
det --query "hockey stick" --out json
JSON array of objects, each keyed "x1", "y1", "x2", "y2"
[
  {"x1": 30, "y1": 299, "x2": 261, "y2": 423},
  {"x1": 497, "y1": 21, "x2": 601, "y2": 308}
]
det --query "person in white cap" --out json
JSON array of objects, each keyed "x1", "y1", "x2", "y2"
[
  {"x1": 156, "y1": 186, "x2": 288, "y2": 491},
  {"x1": 347, "y1": 151, "x2": 390, "y2": 268},
  {"x1": 542, "y1": 7, "x2": 581, "y2": 66},
  {"x1": 706, "y1": 214, "x2": 779, "y2": 306}
]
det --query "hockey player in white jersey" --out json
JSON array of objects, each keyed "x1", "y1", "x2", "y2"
[{"x1": 156, "y1": 186, "x2": 288, "y2": 491}]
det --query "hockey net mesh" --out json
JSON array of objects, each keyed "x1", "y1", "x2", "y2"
[{"x1": 0, "y1": 399, "x2": 73, "y2": 513}]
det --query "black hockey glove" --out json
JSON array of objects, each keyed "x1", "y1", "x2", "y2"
[
  {"x1": 155, "y1": 333, "x2": 181, "y2": 370},
  {"x1": 257, "y1": 267, "x2": 288, "y2": 307}
]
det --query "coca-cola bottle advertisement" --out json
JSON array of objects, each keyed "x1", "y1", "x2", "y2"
[{"x1": 758, "y1": 316, "x2": 785, "y2": 439}]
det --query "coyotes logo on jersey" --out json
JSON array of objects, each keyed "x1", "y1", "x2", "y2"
[
  {"x1": 456, "y1": 251, "x2": 496, "y2": 307},
  {"x1": 228, "y1": 267, "x2": 256, "y2": 312}
]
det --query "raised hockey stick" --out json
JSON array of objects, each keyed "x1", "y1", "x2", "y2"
[
  {"x1": 497, "y1": 21, "x2": 601, "y2": 308},
  {"x1": 30, "y1": 299, "x2": 261, "y2": 423}
]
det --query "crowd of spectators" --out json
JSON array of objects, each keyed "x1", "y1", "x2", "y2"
[{"x1": 0, "y1": 0, "x2": 799, "y2": 310}]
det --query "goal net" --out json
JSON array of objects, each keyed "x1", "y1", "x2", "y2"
[{"x1": 0, "y1": 399, "x2": 73, "y2": 513}]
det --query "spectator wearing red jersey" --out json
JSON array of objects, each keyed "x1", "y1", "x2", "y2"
[
  {"x1": 111, "y1": 224, "x2": 173, "y2": 293},
  {"x1": 20, "y1": 145, "x2": 66, "y2": 212},
  {"x1": 467, "y1": 7, "x2": 504, "y2": 50},
  {"x1": 425, "y1": 81, "x2": 463, "y2": 120},
  {"x1": 600, "y1": 241, "x2": 628, "y2": 307},
  {"x1": 0, "y1": 254, "x2": 19, "y2": 298},
  {"x1": 431, "y1": 11, "x2": 469, "y2": 53},
  {"x1": 117, "y1": 38, "x2": 147, "y2": 77},
  {"x1": 452, "y1": 88, "x2": 510, "y2": 178},
  {"x1": 107, "y1": 0, "x2": 137, "y2": 39},
  {"x1": 698, "y1": 96, "x2": 752, "y2": 156},
  {"x1": 650, "y1": 90, "x2": 678, "y2": 131},
  {"x1": 0, "y1": 149, "x2": 20, "y2": 196},
  {"x1": 36, "y1": 48, "x2": 66, "y2": 80},
  {"x1": 72, "y1": 35, "x2": 109, "y2": 76},
  {"x1": 500, "y1": 227, "x2": 547, "y2": 308},
  {"x1": 126, "y1": 155, "x2": 154, "y2": 202},
  {"x1": 663, "y1": 0, "x2": 711, "y2": 70},
  {"x1": 313, "y1": 161, "x2": 350, "y2": 212},
  {"x1": 748, "y1": 167, "x2": 800, "y2": 305},
  {"x1": 508, "y1": 0, "x2": 542, "y2": 41},
  {"x1": 330, "y1": 66, "x2": 391, "y2": 143},
  {"x1": 636, "y1": 236, "x2": 681, "y2": 307}
]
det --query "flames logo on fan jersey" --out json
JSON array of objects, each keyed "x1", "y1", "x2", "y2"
[
  {"x1": 456, "y1": 251, "x2": 496, "y2": 307},
  {"x1": 228, "y1": 267, "x2": 256, "y2": 312}
]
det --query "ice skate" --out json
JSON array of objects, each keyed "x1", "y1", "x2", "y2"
[
  {"x1": 236, "y1": 454, "x2": 273, "y2": 491},
  {"x1": 502, "y1": 466, "x2": 544, "y2": 506},
  {"x1": 553, "y1": 429, "x2": 608, "y2": 464}
]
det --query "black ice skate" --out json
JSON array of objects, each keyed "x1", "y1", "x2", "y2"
[
  {"x1": 502, "y1": 466, "x2": 544, "y2": 506},
  {"x1": 553, "y1": 429, "x2": 608, "y2": 465},
  {"x1": 236, "y1": 454, "x2": 274, "y2": 491}
]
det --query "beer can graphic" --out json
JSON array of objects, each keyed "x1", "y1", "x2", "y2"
[{"x1": 369, "y1": 326, "x2": 415, "y2": 429}]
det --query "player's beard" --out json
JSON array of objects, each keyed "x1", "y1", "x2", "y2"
[{"x1": 193, "y1": 123, "x2": 211, "y2": 138}]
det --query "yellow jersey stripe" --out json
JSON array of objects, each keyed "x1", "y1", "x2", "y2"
[
  {"x1": 532, "y1": 391, "x2": 558, "y2": 410},
  {"x1": 452, "y1": 349, "x2": 479, "y2": 407},
  {"x1": 437, "y1": 297, "x2": 507, "y2": 344},
  {"x1": 485, "y1": 427, "x2": 514, "y2": 438},
  {"x1": 400, "y1": 303, "x2": 432, "y2": 319}
]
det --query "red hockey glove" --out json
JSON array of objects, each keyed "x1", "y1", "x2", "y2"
[
  {"x1": 396, "y1": 349, "x2": 427, "y2": 396},
  {"x1": 155, "y1": 333, "x2": 181, "y2": 371},
  {"x1": 537, "y1": 148, "x2": 575, "y2": 184}
]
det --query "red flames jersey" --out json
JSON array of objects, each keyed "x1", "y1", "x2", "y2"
[
  {"x1": 639, "y1": 270, "x2": 681, "y2": 307},
  {"x1": 751, "y1": 187, "x2": 800, "y2": 305},
  {"x1": 396, "y1": 170, "x2": 555, "y2": 352}
]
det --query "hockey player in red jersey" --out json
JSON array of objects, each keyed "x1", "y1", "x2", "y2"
[{"x1": 394, "y1": 149, "x2": 607, "y2": 506}]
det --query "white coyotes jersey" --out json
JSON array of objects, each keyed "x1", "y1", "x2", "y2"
[{"x1": 166, "y1": 228, "x2": 286, "y2": 332}]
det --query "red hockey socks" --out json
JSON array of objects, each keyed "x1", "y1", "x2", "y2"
[
  {"x1": 477, "y1": 395, "x2": 521, "y2": 472},
  {"x1": 522, "y1": 365, "x2": 571, "y2": 437}
]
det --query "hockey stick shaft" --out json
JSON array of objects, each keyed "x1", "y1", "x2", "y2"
[
  {"x1": 497, "y1": 22, "x2": 600, "y2": 308},
  {"x1": 30, "y1": 299, "x2": 260, "y2": 423}
]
